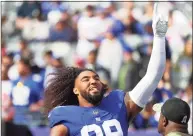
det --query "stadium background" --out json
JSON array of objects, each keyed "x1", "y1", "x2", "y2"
[{"x1": 1, "y1": 1, "x2": 192, "y2": 136}]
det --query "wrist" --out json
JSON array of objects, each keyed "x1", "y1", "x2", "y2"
[{"x1": 154, "y1": 34, "x2": 165, "y2": 39}]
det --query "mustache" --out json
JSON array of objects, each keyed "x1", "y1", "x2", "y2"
[{"x1": 80, "y1": 88, "x2": 106, "y2": 105}]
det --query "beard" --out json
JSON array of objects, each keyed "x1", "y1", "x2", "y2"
[{"x1": 80, "y1": 89, "x2": 106, "y2": 105}]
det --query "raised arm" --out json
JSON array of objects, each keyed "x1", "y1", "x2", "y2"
[{"x1": 124, "y1": 3, "x2": 168, "y2": 119}]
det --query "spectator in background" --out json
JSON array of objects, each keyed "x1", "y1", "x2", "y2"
[
  {"x1": 16, "y1": 1, "x2": 41, "y2": 30},
  {"x1": 105, "y1": 2, "x2": 117, "y2": 19},
  {"x1": 11, "y1": 58, "x2": 43, "y2": 127},
  {"x1": 43, "y1": 51, "x2": 65, "y2": 87},
  {"x1": 97, "y1": 30, "x2": 123, "y2": 88},
  {"x1": 126, "y1": 14, "x2": 145, "y2": 36},
  {"x1": 8, "y1": 41, "x2": 42, "y2": 83},
  {"x1": 11, "y1": 40, "x2": 43, "y2": 86},
  {"x1": 166, "y1": 10, "x2": 188, "y2": 64},
  {"x1": 172, "y1": 36, "x2": 192, "y2": 91},
  {"x1": 76, "y1": 5, "x2": 100, "y2": 58},
  {"x1": 85, "y1": 49, "x2": 111, "y2": 85},
  {"x1": 95, "y1": 7, "x2": 114, "y2": 40},
  {"x1": 43, "y1": 50, "x2": 53, "y2": 68},
  {"x1": 17, "y1": 1, "x2": 41, "y2": 18},
  {"x1": 116, "y1": 2, "x2": 134, "y2": 24},
  {"x1": 48, "y1": 20, "x2": 75, "y2": 42},
  {"x1": 71, "y1": 10, "x2": 81, "y2": 42},
  {"x1": 2, "y1": 64, "x2": 33, "y2": 136},
  {"x1": 14, "y1": 39, "x2": 41, "y2": 80},
  {"x1": 43, "y1": 50, "x2": 55, "y2": 88},
  {"x1": 14, "y1": 40, "x2": 34, "y2": 61},
  {"x1": 153, "y1": 79, "x2": 173, "y2": 104},
  {"x1": 116, "y1": 2, "x2": 144, "y2": 36},
  {"x1": 40, "y1": 1, "x2": 67, "y2": 20},
  {"x1": 2, "y1": 53, "x2": 20, "y2": 81},
  {"x1": 2, "y1": 15, "x2": 15, "y2": 40},
  {"x1": 30, "y1": 66, "x2": 45, "y2": 98},
  {"x1": 52, "y1": 57, "x2": 65, "y2": 68},
  {"x1": 22, "y1": 13, "x2": 50, "y2": 42},
  {"x1": 140, "y1": 2, "x2": 154, "y2": 24},
  {"x1": 77, "y1": 5, "x2": 97, "y2": 40},
  {"x1": 132, "y1": 100, "x2": 158, "y2": 129},
  {"x1": 118, "y1": 49, "x2": 139, "y2": 92},
  {"x1": 102, "y1": 3, "x2": 126, "y2": 37},
  {"x1": 2, "y1": 53, "x2": 14, "y2": 68}
]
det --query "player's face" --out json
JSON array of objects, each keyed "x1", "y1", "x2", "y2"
[{"x1": 74, "y1": 71, "x2": 104, "y2": 105}]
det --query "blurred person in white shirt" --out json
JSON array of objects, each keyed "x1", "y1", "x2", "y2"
[
  {"x1": 22, "y1": 13, "x2": 50, "y2": 41},
  {"x1": 1, "y1": 15, "x2": 15, "y2": 41},
  {"x1": 115, "y1": 2, "x2": 135, "y2": 26},
  {"x1": 97, "y1": 30, "x2": 123, "y2": 88},
  {"x1": 172, "y1": 36, "x2": 192, "y2": 91},
  {"x1": 76, "y1": 5, "x2": 103, "y2": 59},
  {"x1": 85, "y1": 49, "x2": 111, "y2": 86},
  {"x1": 95, "y1": 7, "x2": 114, "y2": 38},
  {"x1": 166, "y1": 10, "x2": 191, "y2": 64}
]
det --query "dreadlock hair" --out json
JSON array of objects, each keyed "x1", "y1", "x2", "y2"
[{"x1": 44, "y1": 67, "x2": 108, "y2": 114}]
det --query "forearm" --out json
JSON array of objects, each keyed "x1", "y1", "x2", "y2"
[
  {"x1": 146, "y1": 36, "x2": 166, "y2": 80},
  {"x1": 129, "y1": 36, "x2": 166, "y2": 107}
]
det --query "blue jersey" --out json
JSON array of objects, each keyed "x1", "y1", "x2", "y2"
[
  {"x1": 11, "y1": 74, "x2": 42, "y2": 107},
  {"x1": 49, "y1": 90, "x2": 128, "y2": 136}
]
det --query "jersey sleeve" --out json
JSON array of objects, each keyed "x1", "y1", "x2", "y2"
[
  {"x1": 48, "y1": 106, "x2": 68, "y2": 128},
  {"x1": 108, "y1": 90, "x2": 126, "y2": 104},
  {"x1": 102, "y1": 90, "x2": 126, "y2": 114}
]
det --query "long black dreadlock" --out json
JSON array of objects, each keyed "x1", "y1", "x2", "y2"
[{"x1": 44, "y1": 67, "x2": 108, "y2": 114}]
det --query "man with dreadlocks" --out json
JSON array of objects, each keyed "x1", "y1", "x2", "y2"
[{"x1": 44, "y1": 3, "x2": 168, "y2": 136}]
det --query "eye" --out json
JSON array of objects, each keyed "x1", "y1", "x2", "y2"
[
  {"x1": 94, "y1": 76, "x2": 100, "y2": 81},
  {"x1": 82, "y1": 78, "x2": 89, "y2": 82}
]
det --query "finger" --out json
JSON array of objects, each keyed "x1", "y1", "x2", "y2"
[
  {"x1": 160, "y1": 14, "x2": 168, "y2": 22},
  {"x1": 165, "y1": 15, "x2": 169, "y2": 22},
  {"x1": 160, "y1": 14, "x2": 164, "y2": 21}
]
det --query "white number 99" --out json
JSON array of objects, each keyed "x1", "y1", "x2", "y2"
[{"x1": 81, "y1": 119, "x2": 123, "y2": 136}]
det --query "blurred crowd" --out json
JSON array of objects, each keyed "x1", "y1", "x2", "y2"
[{"x1": 1, "y1": 1, "x2": 192, "y2": 135}]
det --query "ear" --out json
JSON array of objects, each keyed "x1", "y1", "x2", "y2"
[
  {"x1": 73, "y1": 88, "x2": 79, "y2": 95},
  {"x1": 163, "y1": 116, "x2": 168, "y2": 127}
]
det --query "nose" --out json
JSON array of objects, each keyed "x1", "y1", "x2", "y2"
[{"x1": 90, "y1": 77, "x2": 97, "y2": 84}]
